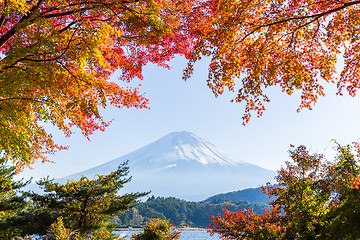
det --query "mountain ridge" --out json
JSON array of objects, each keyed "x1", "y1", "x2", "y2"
[{"x1": 56, "y1": 131, "x2": 276, "y2": 201}]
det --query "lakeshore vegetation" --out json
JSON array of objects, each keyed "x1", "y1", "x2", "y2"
[{"x1": 113, "y1": 196, "x2": 268, "y2": 228}]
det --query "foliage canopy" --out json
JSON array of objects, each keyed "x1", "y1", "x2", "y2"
[
  {"x1": 2, "y1": 0, "x2": 360, "y2": 169},
  {"x1": 186, "y1": 0, "x2": 360, "y2": 123},
  {"x1": 208, "y1": 143, "x2": 360, "y2": 239}
]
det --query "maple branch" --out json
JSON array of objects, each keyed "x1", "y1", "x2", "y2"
[
  {"x1": 239, "y1": 0, "x2": 360, "y2": 43},
  {"x1": 272, "y1": 0, "x2": 333, "y2": 15},
  {"x1": 1, "y1": 22, "x2": 81, "y2": 70},
  {"x1": 0, "y1": 97, "x2": 47, "y2": 104},
  {"x1": 0, "y1": 14, "x2": 7, "y2": 29},
  {"x1": 0, "y1": 0, "x2": 45, "y2": 49},
  {"x1": 56, "y1": 59, "x2": 83, "y2": 82},
  {"x1": 38, "y1": 1, "x2": 104, "y2": 16},
  {"x1": 0, "y1": 0, "x2": 141, "y2": 50},
  {"x1": 41, "y1": 7, "x2": 97, "y2": 19},
  {"x1": 58, "y1": 21, "x2": 78, "y2": 34},
  {"x1": 39, "y1": 0, "x2": 137, "y2": 19},
  {"x1": 281, "y1": 14, "x2": 322, "y2": 48},
  {"x1": 41, "y1": 2, "x2": 130, "y2": 27},
  {"x1": 0, "y1": 0, "x2": 8, "y2": 29}
]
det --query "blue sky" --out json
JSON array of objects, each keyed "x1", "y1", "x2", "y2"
[{"x1": 19, "y1": 56, "x2": 360, "y2": 181}]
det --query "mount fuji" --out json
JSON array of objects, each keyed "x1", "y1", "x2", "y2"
[{"x1": 57, "y1": 131, "x2": 276, "y2": 201}]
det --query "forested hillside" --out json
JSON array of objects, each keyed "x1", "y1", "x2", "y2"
[
  {"x1": 204, "y1": 187, "x2": 275, "y2": 204},
  {"x1": 113, "y1": 196, "x2": 269, "y2": 228}
]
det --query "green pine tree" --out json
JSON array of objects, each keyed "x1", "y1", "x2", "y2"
[
  {"x1": 24, "y1": 161, "x2": 148, "y2": 238},
  {"x1": 0, "y1": 159, "x2": 30, "y2": 239}
]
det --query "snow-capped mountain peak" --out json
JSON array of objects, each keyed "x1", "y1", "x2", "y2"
[
  {"x1": 56, "y1": 131, "x2": 275, "y2": 201},
  {"x1": 127, "y1": 131, "x2": 246, "y2": 166}
]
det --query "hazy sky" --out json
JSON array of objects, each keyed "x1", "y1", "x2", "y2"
[{"x1": 19, "y1": 56, "x2": 360, "y2": 181}]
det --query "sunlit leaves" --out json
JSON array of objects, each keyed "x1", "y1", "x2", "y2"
[
  {"x1": 185, "y1": 0, "x2": 360, "y2": 124},
  {"x1": 208, "y1": 206, "x2": 282, "y2": 240},
  {"x1": 132, "y1": 218, "x2": 181, "y2": 240}
]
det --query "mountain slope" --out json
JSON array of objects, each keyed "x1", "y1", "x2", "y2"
[{"x1": 57, "y1": 131, "x2": 276, "y2": 201}]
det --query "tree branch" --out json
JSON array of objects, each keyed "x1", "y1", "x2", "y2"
[
  {"x1": 0, "y1": 0, "x2": 8, "y2": 29},
  {"x1": 0, "y1": 97, "x2": 46, "y2": 104},
  {"x1": 239, "y1": 1, "x2": 360, "y2": 43},
  {"x1": 0, "y1": 0, "x2": 45, "y2": 49}
]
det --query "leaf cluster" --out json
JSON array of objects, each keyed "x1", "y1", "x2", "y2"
[{"x1": 131, "y1": 218, "x2": 181, "y2": 240}]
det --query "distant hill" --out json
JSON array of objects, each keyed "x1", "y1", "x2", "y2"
[
  {"x1": 113, "y1": 196, "x2": 269, "y2": 228},
  {"x1": 204, "y1": 186, "x2": 274, "y2": 204}
]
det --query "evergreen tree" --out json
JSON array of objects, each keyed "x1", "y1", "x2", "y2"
[
  {"x1": 24, "y1": 161, "x2": 148, "y2": 238},
  {"x1": 0, "y1": 160, "x2": 30, "y2": 239}
]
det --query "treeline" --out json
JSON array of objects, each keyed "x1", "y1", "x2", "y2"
[{"x1": 113, "y1": 196, "x2": 269, "y2": 228}]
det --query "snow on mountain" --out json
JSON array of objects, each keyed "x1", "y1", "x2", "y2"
[
  {"x1": 127, "y1": 131, "x2": 247, "y2": 166},
  {"x1": 56, "y1": 131, "x2": 276, "y2": 201}
]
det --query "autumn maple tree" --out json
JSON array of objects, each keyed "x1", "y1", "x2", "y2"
[
  {"x1": 0, "y1": 0, "x2": 216, "y2": 170},
  {"x1": 209, "y1": 206, "x2": 282, "y2": 239},
  {"x1": 185, "y1": 0, "x2": 360, "y2": 123},
  {"x1": 208, "y1": 143, "x2": 360, "y2": 239}
]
